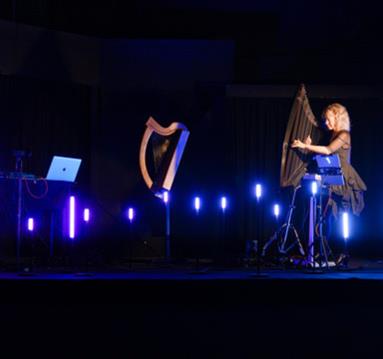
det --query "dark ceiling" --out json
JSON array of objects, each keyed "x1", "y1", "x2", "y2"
[
  {"x1": 0, "y1": 0, "x2": 380, "y2": 45},
  {"x1": 0, "y1": 0, "x2": 278, "y2": 38},
  {"x1": 1, "y1": 0, "x2": 382, "y2": 83}
]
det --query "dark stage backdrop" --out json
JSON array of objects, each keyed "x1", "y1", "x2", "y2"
[
  {"x1": 0, "y1": 74, "x2": 92, "y2": 258},
  {"x1": 1, "y1": 14, "x2": 382, "y2": 264},
  {"x1": 0, "y1": 74, "x2": 92, "y2": 176}
]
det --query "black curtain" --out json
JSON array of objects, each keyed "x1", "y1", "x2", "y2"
[
  {"x1": 225, "y1": 97, "x2": 291, "y2": 254},
  {"x1": 0, "y1": 74, "x2": 91, "y2": 180}
]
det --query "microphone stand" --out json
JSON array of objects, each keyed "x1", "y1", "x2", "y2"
[{"x1": 13, "y1": 150, "x2": 30, "y2": 273}]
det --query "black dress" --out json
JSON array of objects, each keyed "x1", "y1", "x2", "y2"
[{"x1": 328, "y1": 130, "x2": 367, "y2": 216}]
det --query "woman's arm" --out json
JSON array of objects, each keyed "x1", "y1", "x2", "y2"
[
  {"x1": 291, "y1": 132, "x2": 350, "y2": 155},
  {"x1": 291, "y1": 140, "x2": 332, "y2": 154}
]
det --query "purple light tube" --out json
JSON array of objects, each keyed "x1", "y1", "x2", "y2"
[
  {"x1": 69, "y1": 196, "x2": 75, "y2": 239},
  {"x1": 128, "y1": 207, "x2": 134, "y2": 223},
  {"x1": 83, "y1": 208, "x2": 90, "y2": 222},
  {"x1": 27, "y1": 218, "x2": 34, "y2": 232}
]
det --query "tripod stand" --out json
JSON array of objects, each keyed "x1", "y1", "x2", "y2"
[{"x1": 262, "y1": 185, "x2": 305, "y2": 261}]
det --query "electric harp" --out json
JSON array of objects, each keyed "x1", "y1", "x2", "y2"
[
  {"x1": 139, "y1": 116, "x2": 189, "y2": 197},
  {"x1": 280, "y1": 84, "x2": 324, "y2": 188}
]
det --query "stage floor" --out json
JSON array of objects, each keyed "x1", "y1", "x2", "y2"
[
  {"x1": 2, "y1": 258, "x2": 383, "y2": 357},
  {"x1": 1, "y1": 257, "x2": 383, "y2": 281}
]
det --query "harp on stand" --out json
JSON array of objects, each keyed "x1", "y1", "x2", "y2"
[
  {"x1": 263, "y1": 84, "x2": 334, "y2": 267},
  {"x1": 139, "y1": 117, "x2": 189, "y2": 198},
  {"x1": 139, "y1": 116, "x2": 190, "y2": 260}
]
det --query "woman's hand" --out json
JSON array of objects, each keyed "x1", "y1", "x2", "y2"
[
  {"x1": 291, "y1": 139, "x2": 306, "y2": 149},
  {"x1": 304, "y1": 135, "x2": 312, "y2": 145}
]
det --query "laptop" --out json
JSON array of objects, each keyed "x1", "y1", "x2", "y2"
[
  {"x1": 314, "y1": 154, "x2": 341, "y2": 169},
  {"x1": 314, "y1": 154, "x2": 344, "y2": 186},
  {"x1": 46, "y1": 156, "x2": 82, "y2": 182}
]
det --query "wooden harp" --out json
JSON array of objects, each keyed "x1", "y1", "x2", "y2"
[
  {"x1": 139, "y1": 116, "x2": 189, "y2": 197},
  {"x1": 280, "y1": 84, "x2": 324, "y2": 188}
]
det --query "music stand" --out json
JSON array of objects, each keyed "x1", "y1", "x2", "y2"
[{"x1": 15, "y1": 151, "x2": 30, "y2": 273}]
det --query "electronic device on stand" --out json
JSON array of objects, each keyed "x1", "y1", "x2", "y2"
[
  {"x1": 303, "y1": 154, "x2": 344, "y2": 271},
  {"x1": 0, "y1": 153, "x2": 81, "y2": 273}
]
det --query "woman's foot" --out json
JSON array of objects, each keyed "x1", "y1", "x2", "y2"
[{"x1": 336, "y1": 253, "x2": 350, "y2": 268}]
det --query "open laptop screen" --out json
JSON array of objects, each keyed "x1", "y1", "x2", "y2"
[
  {"x1": 46, "y1": 156, "x2": 82, "y2": 182},
  {"x1": 314, "y1": 154, "x2": 341, "y2": 169}
]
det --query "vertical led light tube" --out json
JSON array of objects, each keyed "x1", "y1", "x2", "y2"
[
  {"x1": 194, "y1": 197, "x2": 201, "y2": 213},
  {"x1": 220, "y1": 196, "x2": 227, "y2": 211},
  {"x1": 255, "y1": 184, "x2": 262, "y2": 201},
  {"x1": 69, "y1": 196, "x2": 75, "y2": 239},
  {"x1": 83, "y1": 208, "x2": 90, "y2": 222},
  {"x1": 311, "y1": 181, "x2": 318, "y2": 195},
  {"x1": 273, "y1": 204, "x2": 280, "y2": 219},
  {"x1": 128, "y1": 207, "x2": 134, "y2": 223},
  {"x1": 342, "y1": 212, "x2": 349, "y2": 240},
  {"x1": 27, "y1": 218, "x2": 34, "y2": 232}
]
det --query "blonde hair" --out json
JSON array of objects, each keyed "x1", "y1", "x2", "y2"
[{"x1": 323, "y1": 103, "x2": 351, "y2": 131}]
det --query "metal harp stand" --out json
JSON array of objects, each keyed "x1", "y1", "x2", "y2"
[{"x1": 262, "y1": 185, "x2": 306, "y2": 263}]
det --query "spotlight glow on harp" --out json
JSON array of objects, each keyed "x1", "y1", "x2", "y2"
[
  {"x1": 139, "y1": 117, "x2": 190, "y2": 197},
  {"x1": 163, "y1": 191, "x2": 169, "y2": 204}
]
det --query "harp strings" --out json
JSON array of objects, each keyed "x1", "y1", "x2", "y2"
[{"x1": 280, "y1": 85, "x2": 319, "y2": 187}]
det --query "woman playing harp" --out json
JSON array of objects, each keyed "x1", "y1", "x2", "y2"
[
  {"x1": 292, "y1": 103, "x2": 366, "y2": 215},
  {"x1": 292, "y1": 103, "x2": 367, "y2": 265}
]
